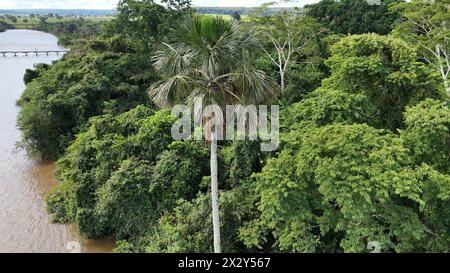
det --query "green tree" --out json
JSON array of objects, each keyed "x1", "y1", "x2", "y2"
[
  {"x1": 306, "y1": 0, "x2": 402, "y2": 35},
  {"x1": 323, "y1": 34, "x2": 443, "y2": 130},
  {"x1": 391, "y1": 0, "x2": 450, "y2": 96},
  {"x1": 231, "y1": 11, "x2": 241, "y2": 21},
  {"x1": 0, "y1": 20, "x2": 12, "y2": 32},
  {"x1": 46, "y1": 107, "x2": 209, "y2": 239},
  {"x1": 149, "y1": 15, "x2": 277, "y2": 252},
  {"x1": 143, "y1": 186, "x2": 257, "y2": 253},
  {"x1": 17, "y1": 37, "x2": 155, "y2": 159},
  {"x1": 6, "y1": 15, "x2": 17, "y2": 23},
  {"x1": 38, "y1": 16, "x2": 48, "y2": 23},
  {"x1": 107, "y1": 0, "x2": 190, "y2": 49},
  {"x1": 281, "y1": 88, "x2": 374, "y2": 131},
  {"x1": 242, "y1": 124, "x2": 450, "y2": 252},
  {"x1": 401, "y1": 99, "x2": 450, "y2": 173},
  {"x1": 251, "y1": 3, "x2": 322, "y2": 95}
]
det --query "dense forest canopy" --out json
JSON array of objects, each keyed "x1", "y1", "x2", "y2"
[
  {"x1": 306, "y1": 0, "x2": 403, "y2": 35},
  {"x1": 15, "y1": 0, "x2": 450, "y2": 253}
]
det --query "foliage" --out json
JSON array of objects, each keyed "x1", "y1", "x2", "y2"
[
  {"x1": 243, "y1": 124, "x2": 450, "y2": 252},
  {"x1": 143, "y1": 186, "x2": 257, "y2": 253},
  {"x1": 220, "y1": 140, "x2": 266, "y2": 189},
  {"x1": 17, "y1": 2, "x2": 190, "y2": 160},
  {"x1": 17, "y1": 36, "x2": 155, "y2": 159},
  {"x1": 251, "y1": 7, "x2": 322, "y2": 96},
  {"x1": 105, "y1": 0, "x2": 191, "y2": 50},
  {"x1": 106, "y1": 0, "x2": 168, "y2": 47},
  {"x1": 282, "y1": 34, "x2": 339, "y2": 103},
  {"x1": 281, "y1": 88, "x2": 374, "y2": 131},
  {"x1": 46, "y1": 106, "x2": 211, "y2": 239},
  {"x1": 36, "y1": 18, "x2": 104, "y2": 46},
  {"x1": 5, "y1": 15, "x2": 17, "y2": 23},
  {"x1": 391, "y1": 0, "x2": 450, "y2": 95},
  {"x1": 0, "y1": 20, "x2": 12, "y2": 32},
  {"x1": 401, "y1": 99, "x2": 450, "y2": 174},
  {"x1": 306, "y1": 0, "x2": 402, "y2": 35},
  {"x1": 23, "y1": 64, "x2": 49, "y2": 84},
  {"x1": 231, "y1": 11, "x2": 241, "y2": 21},
  {"x1": 323, "y1": 33, "x2": 444, "y2": 130},
  {"x1": 149, "y1": 15, "x2": 278, "y2": 108},
  {"x1": 113, "y1": 139, "x2": 265, "y2": 252},
  {"x1": 149, "y1": 14, "x2": 279, "y2": 253},
  {"x1": 14, "y1": 0, "x2": 450, "y2": 253}
]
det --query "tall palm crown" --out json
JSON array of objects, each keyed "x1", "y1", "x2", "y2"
[{"x1": 149, "y1": 15, "x2": 278, "y2": 109}]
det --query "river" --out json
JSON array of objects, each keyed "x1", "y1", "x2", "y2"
[{"x1": 0, "y1": 29, "x2": 114, "y2": 253}]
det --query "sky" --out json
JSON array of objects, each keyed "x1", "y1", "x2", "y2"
[{"x1": 0, "y1": 0, "x2": 321, "y2": 10}]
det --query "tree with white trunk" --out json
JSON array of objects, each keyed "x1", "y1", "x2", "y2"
[
  {"x1": 149, "y1": 15, "x2": 277, "y2": 253},
  {"x1": 251, "y1": 2, "x2": 321, "y2": 95},
  {"x1": 392, "y1": 0, "x2": 450, "y2": 97}
]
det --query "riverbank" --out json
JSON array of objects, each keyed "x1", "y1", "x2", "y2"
[
  {"x1": 0, "y1": 15, "x2": 108, "y2": 46},
  {"x1": 0, "y1": 20, "x2": 12, "y2": 32},
  {"x1": 0, "y1": 29, "x2": 114, "y2": 253}
]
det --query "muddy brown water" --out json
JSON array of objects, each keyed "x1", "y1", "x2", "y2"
[{"x1": 0, "y1": 29, "x2": 114, "y2": 253}]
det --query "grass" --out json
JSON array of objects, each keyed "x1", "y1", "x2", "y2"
[{"x1": 202, "y1": 14, "x2": 250, "y2": 21}]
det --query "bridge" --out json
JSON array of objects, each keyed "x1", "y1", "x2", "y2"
[{"x1": 1, "y1": 50, "x2": 70, "y2": 57}]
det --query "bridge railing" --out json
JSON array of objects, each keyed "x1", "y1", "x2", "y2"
[{"x1": 0, "y1": 50, "x2": 70, "y2": 57}]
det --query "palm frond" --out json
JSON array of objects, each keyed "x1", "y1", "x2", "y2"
[
  {"x1": 150, "y1": 14, "x2": 279, "y2": 110},
  {"x1": 148, "y1": 75, "x2": 197, "y2": 108}
]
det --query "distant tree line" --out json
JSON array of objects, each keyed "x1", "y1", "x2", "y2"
[
  {"x1": 36, "y1": 18, "x2": 105, "y2": 46},
  {"x1": 0, "y1": 9, "x2": 116, "y2": 17},
  {"x1": 195, "y1": 7, "x2": 290, "y2": 15}
]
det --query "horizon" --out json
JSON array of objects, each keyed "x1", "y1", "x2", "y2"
[
  {"x1": 0, "y1": 7, "x2": 302, "y2": 10},
  {"x1": 0, "y1": 1, "x2": 318, "y2": 10}
]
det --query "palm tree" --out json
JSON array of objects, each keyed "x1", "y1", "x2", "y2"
[{"x1": 149, "y1": 15, "x2": 278, "y2": 253}]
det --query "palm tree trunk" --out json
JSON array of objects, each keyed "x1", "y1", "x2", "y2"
[{"x1": 210, "y1": 129, "x2": 221, "y2": 253}]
